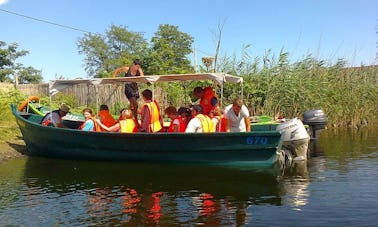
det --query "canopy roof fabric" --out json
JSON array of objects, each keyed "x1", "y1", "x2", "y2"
[{"x1": 49, "y1": 73, "x2": 243, "y2": 93}]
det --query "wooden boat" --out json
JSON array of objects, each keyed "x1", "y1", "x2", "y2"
[
  {"x1": 12, "y1": 104, "x2": 283, "y2": 166},
  {"x1": 12, "y1": 73, "x2": 285, "y2": 167}
]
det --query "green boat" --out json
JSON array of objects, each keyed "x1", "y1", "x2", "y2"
[
  {"x1": 12, "y1": 73, "x2": 285, "y2": 167},
  {"x1": 12, "y1": 104, "x2": 282, "y2": 167}
]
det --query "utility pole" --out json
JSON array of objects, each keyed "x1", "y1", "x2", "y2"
[{"x1": 193, "y1": 45, "x2": 197, "y2": 72}]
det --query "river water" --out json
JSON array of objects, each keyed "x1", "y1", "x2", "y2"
[{"x1": 0, "y1": 128, "x2": 377, "y2": 226}]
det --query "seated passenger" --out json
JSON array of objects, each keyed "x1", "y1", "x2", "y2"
[
  {"x1": 98, "y1": 104, "x2": 117, "y2": 129},
  {"x1": 185, "y1": 105, "x2": 214, "y2": 133},
  {"x1": 97, "y1": 109, "x2": 137, "y2": 133},
  {"x1": 40, "y1": 103, "x2": 70, "y2": 128},
  {"x1": 209, "y1": 106, "x2": 227, "y2": 132},
  {"x1": 164, "y1": 106, "x2": 187, "y2": 133},
  {"x1": 118, "y1": 108, "x2": 127, "y2": 121},
  {"x1": 177, "y1": 106, "x2": 192, "y2": 132},
  {"x1": 139, "y1": 89, "x2": 163, "y2": 133},
  {"x1": 79, "y1": 108, "x2": 101, "y2": 131}
]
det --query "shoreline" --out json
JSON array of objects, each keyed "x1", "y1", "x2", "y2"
[
  {"x1": 0, "y1": 139, "x2": 26, "y2": 163},
  {"x1": 0, "y1": 123, "x2": 26, "y2": 162}
]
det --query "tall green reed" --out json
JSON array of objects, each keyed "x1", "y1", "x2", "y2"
[{"x1": 216, "y1": 50, "x2": 377, "y2": 128}]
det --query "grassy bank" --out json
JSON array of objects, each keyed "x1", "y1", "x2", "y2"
[{"x1": 0, "y1": 90, "x2": 26, "y2": 162}]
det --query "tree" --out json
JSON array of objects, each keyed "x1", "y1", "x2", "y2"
[
  {"x1": 17, "y1": 66, "x2": 43, "y2": 84},
  {"x1": 144, "y1": 24, "x2": 194, "y2": 75},
  {"x1": 0, "y1": 41, "x2": 42, "y2": 83},
  {"x1": 77, "y1": 25, "x2": 148, "y2": 78}
]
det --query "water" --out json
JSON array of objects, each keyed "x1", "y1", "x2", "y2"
[{"x1": 0, "y1": 128, "x2": 377, "y2": 226}]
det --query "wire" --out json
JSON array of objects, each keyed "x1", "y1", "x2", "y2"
[{"x1": 0, "y1": 8, "x2": 91, "y2": 34}]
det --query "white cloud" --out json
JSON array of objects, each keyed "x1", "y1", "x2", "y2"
[{"x1": 0, "y1": 0, "x2": 8, "y2": 5}]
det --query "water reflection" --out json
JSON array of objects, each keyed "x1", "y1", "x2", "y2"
[
  {"x1": 18, "y1": 157, "x2": 287, "y2": 226},
  {"x1": 281, "y1": 161, "x2": 310, "y2": 210},
  {"x1": 1, "y1": 128, "x2": 377, "y2": 226}
]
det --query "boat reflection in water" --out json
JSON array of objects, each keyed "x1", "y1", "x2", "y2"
[
  {"x1": 22, "y1": 157, "x2": 295, "y2": 226},
  {"x1": 281, "y1": 160, "x2": 310, "y2": 210}
]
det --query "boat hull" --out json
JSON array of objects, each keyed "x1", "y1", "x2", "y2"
[{"x1": 12, "y1": 104, "x2": 282, "y2": 167}]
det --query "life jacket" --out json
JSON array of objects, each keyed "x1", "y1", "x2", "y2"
[
  {"x1": 200, "y1": 87, "x2": 217, "y2": 115},
  {"x1": 144, "y1": 101, "x2": 162, "y2": 132},
  {"x1": 98, "y1": 110, "x2": 117, "y2": 127},
  {"x1": 196, "y1": 114, "x2": 215, "y2": 133},
  {"x1": 167, "y1": 116, "x2": 187, "y2": 132},
  {"x1": 41, "y1": 110, "x2": 61, "y2": 126},
  {"x1": 213, "y1": 115, "x2": 227, "y2": 132},
  {"x1": 119, "y1": 119, "x2": 137, "y2": 133},
  {"x1": 79, "y1": 116, "x2": 101, "y2": 132}
]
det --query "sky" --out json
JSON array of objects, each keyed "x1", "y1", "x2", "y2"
[{"x1": 0, "y1": 0, "x2": 377, "y2": 82}]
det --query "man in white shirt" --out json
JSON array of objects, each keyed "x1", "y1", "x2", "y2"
[
  {"x1": 185, "y1": 105, "x2": 214, "y2": 133},
  {"x1": 224, "y1": 98, "x2": 251, "y2": 132}
]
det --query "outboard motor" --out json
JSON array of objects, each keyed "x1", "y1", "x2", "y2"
[
  {"x1": 276, "y1": 118, "x2": 310, "y2": 161},
  {"x1": 303, "y1": 109, "x2": 327, "y2": 140}
]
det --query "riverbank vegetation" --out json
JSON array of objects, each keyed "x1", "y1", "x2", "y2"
[
  {"x1": 1, "y1": 57, "x2": 376, "y2": 130},
  {"x1": 1, "y1": 23, "x2": 377, "y2": 129},
  {"x1": 218, "y1": 51, "x2": 377, "y2": 128}
]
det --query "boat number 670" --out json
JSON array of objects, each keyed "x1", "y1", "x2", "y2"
[{"x1": 246, "y1": 136, "x2": 268, "y2": 145}]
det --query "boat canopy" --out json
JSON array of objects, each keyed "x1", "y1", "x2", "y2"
[{"x1": 49, "y1": 73, "x2": 243, "y2": 95}]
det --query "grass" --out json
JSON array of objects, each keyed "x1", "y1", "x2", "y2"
[
  {"x1": 0, "y1": 90, "x2": 26, "y2": 162},
  {"x1": 218, "y1": 52, "x2": 378, "y2": 128}
]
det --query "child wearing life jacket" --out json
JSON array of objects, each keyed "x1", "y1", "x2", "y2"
[
  {"x1": 209, "y1": 106, "x2": 227, "y2": 132},
  {"x1": 97, "y1": 109, "x2": 137, "y2": 133},
  {"x1": 139, "y1": 89, "x2": 163, "y2": 133},
  {"x1": 98, "y1": 104, "x2": 117, "y2": 129},
  {"x1": 79, "y1": 108, "x2": 101, "y2": 131},
  {"x1": 164, "y1": 106, "x2": 188, "y2": 133}
]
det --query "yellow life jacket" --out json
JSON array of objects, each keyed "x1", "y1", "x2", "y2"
[
  {"x1": 196, "y1": 114, "x2": 215, "y2": 133},
  {"x1": 119, "y1": 119, "x2": 136, "y2": 133},
  {"x1": 145, "y1": 102, "x2": 162, "y2": 132}
]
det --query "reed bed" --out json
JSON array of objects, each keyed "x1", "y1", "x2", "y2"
[{"x1": 218, "y1": 51, "x2": 377, "y2": 129}]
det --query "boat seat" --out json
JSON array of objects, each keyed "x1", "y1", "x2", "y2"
[{"x1": 28, "y1": 114, "x2": 44, "y2": 123}]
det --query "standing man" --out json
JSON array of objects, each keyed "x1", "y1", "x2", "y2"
[
  {"x1": 224, "y1": 98, "x2": 251, "y2": 132},
  {"x1": 113, "y1": 59, "x2": 144, "y2": 122},
  {"x1": 192, "y1": 86, "x2": 218, "y2": 115}
]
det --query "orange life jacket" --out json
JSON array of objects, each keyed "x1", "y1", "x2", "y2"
[
  {"x1": 79, "y1": 116, "x2": 101, "y2": 132},
  {"x1": 167, "y1": 116, "x2": 187, "y2": 132},
  {"x1": 99, "y1": 110, "x2": 117, "y2": 127},
  {"x1": 213, "y1": 115, "x2": 227, "y2": 132},
  {"x1": 196, "y1": 114, "x2": 214, "y2": 133},
  {"x1": 200, "y1": 87, "x2": 217, "y2": 115},
  {"x1": 144, "y1": 101, "x2": 162, "y2": 133}
]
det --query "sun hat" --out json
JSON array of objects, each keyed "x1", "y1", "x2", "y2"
[{"x1": 59, "y1": 103, "x2": 70, "y2": 113}]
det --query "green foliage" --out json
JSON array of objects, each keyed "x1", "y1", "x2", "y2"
[
  {"x1": 0, "y1": 89, "x2": 25, "y2": 121},
  {"x1": 216, "y1": 49, "x2": 378, "y2": 128},
  {"x1": 51, "y1": 92, "x2": 79, "y2": 110},
  {"x1": 144, "y1": 24, "x2": 194, "y2": 75},
  {"x1": 17, "y1": 66, "x2": 43, "y2": 84},
  {"x1": 0, "y1": 41, "x2": 42, "y2": 84},
  {"x1": 77, "y1": 25, "x2": 148, "y2": 77},
  {"x1": 77, "y1": 24, "x2": 194, "y2": 77}
]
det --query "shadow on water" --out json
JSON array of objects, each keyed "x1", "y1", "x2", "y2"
[{"x1": 6, "y1": 141, "x2": 28, "y2": 155}]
